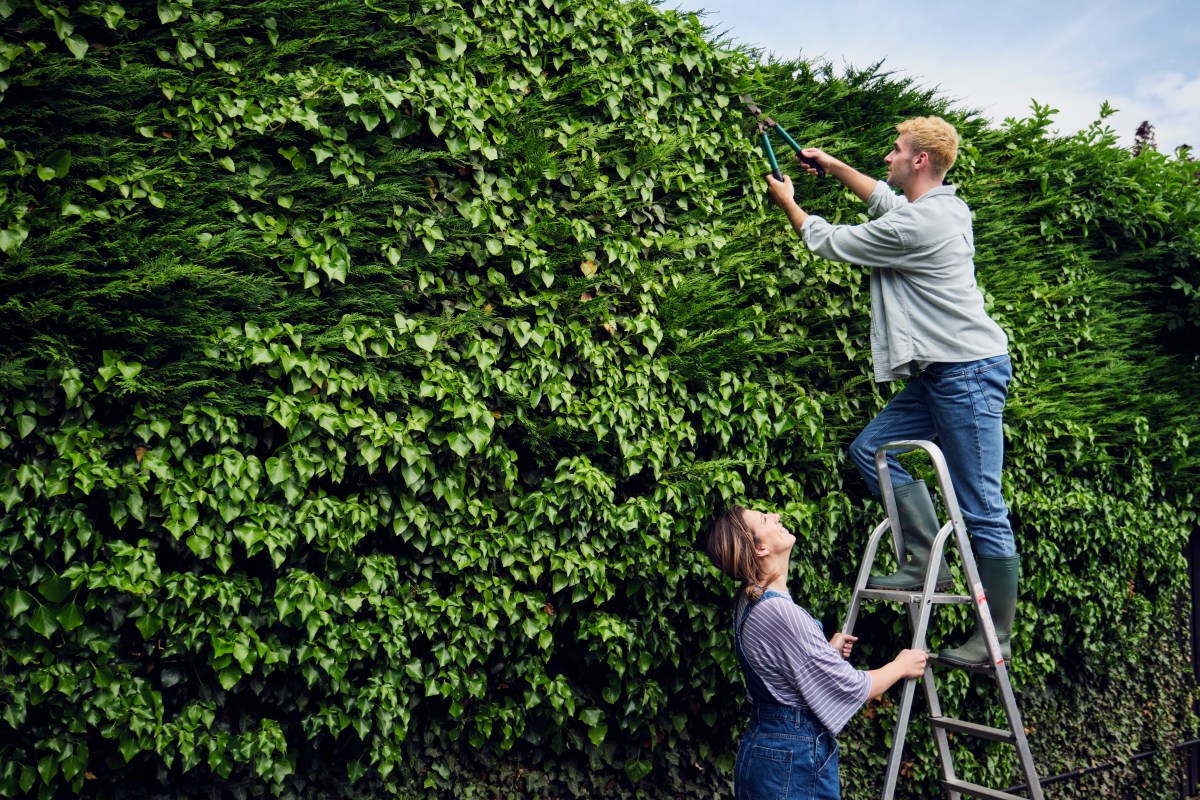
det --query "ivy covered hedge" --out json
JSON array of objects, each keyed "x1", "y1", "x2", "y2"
[{"x1": 1, "y1": 0, "x2": 1198, "y2": 798}]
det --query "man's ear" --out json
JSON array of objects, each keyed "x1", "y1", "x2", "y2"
[{"x1": 914, "y1": 151, "x2": 930, "y2": 169}]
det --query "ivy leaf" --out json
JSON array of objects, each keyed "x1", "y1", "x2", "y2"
[
  {"x1": 435, "y1": 38, "x2": 467, "y2": 62},
  {"x1": 157, "y1": 0, "x2": 183, "y2": 23},
  {"x1": 447, "y1": 434, "x2": 472, "y2": 458},
  {"x1": 38, "y1": 576, "x2": 71, "y2": 603},
  {"x1": 265, "y1": 457, "x2": 291, "y2": 484},
  {"x1": 57, "y1": 602, "x2": 85, "y2": 632},
  {"x1": 5, "y1": 588, "x2": 34, "y2": 617},
  {"x1": 65, "y1": 34, "x2": 88, "y2": 59},
  {"x1": 60, "y1": 370, "x2": 84, "y2": 404},
  {"x1": 16, "y1": 414, "x2": 35, "y2": 438},
  {"x1": 587, "y1": 721, "x2": 607, "y2": 746},
  {"x1": 218, "y1": 499, "x2": 239, "y2": 523},
  {"x1": 464, "y1": 426, "x2": 491, "y2": 452},
  {"x1": 126, "y1": 491, "x2": 146, "y2": 523},
  {"x1": 102, "y1": 4, "x2": 127, "y2": 28},
  {"x1": 0, "y1": 484, "x2": 21, "y2": 512},
  {"x1": 28, "y1": 605, "x2": 60, "y2": 638},
  {"x1": 118, "y1": 734, "x2": 140, "y2": 763},
  {"x1": 0, "y1": 224, "x2": 30, "y2": 253},
  {"x1": 624, "y1": 758, "x2": 652, "y2": 782},
  {"x1": 136, "y1": 613, "x2": 162, "y2": 638},
  {"x1": 36, "y1": 150, "x2": 72, "y2": 181},
  {"x1": 414, "y1": 332, "x2": 437, "y2": 352}
]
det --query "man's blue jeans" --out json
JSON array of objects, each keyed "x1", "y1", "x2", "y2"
[{"x1": 848, "y1": 355, "x2": 1016, "y2": 559}]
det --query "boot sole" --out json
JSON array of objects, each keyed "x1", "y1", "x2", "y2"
[
  {"x1": 865, "y1": 580, "x2": 953, "y2": 592},
  {"x1": 937, "y1": 654, "x2": 1011, "y2": 668}
]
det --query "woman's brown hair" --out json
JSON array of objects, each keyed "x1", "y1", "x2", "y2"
[{"x1": 705, "y1": 505, "x2": 777, "y2": 601}]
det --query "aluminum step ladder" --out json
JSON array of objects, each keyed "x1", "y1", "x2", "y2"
[{"x1": 841, "y1": 440, "x2": 1044, "y2": 800}]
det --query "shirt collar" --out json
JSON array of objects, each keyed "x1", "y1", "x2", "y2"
[{"x1": 913, "y1": 184, "x2": 958, "y2": 203}]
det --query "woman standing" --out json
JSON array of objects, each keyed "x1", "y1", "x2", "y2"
[{"x1": 706, "y1": 506, "x2": 926, "y2": 799}]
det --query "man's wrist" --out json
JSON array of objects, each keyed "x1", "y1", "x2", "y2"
[{"x1": 789, "y1": 205, "x2": 809, "y2": 230}]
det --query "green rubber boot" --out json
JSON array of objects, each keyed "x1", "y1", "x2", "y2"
[
  {"x1": 866, "y1": 480, "x2": 953, "y2": 591},
  {"x1": 939, "y1": 555, "x2": 1019, "y2": 666}
]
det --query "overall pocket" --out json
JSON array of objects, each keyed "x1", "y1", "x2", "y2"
[{"x1": 740, "y1": 744, "x2": 793, "y2": 800}]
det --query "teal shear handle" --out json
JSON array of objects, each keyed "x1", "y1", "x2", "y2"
[
  {"x1": 759, "y1": 125, "x2": 785, "y2": 181},
  {"x1": 742, "y1": 95, "x2": 826, "y2": 179}
]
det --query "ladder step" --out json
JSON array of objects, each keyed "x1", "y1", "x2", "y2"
[
  {"x1": 942, "y1": 778, "x2": 1033, "y2": 800},
  {"x1": 856, "y1": 588, "x2": 972, "y2": 604},
  {"x1": 930, "y1": 716, "x2": 1015, "y2": 743}
]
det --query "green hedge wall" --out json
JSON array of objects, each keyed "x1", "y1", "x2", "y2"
[{"x1": 1, "y1": 0, "x2": 1198, "y2": 798}]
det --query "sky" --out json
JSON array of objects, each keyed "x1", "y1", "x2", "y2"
[{"x1": 664, "y1": 0, "x2": 1200, "y2": 154}]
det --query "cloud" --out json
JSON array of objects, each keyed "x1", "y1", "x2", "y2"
[
  {"x1": 669, "y1": 0, "x2": 1198, "y2": 154},
  {"x1": 1131, "y1": 71, "x2": 1200, "y2": 151}
]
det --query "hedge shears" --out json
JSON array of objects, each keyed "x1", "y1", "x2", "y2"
[{"x1": 741, "y1": 96, "x2": 825, "y2": 179}]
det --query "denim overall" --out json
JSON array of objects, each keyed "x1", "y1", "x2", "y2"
[{"x1": 734, "y1": 591, "x2": 841, "y2": 800}]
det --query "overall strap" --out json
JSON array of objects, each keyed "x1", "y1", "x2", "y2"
[
  {"x1": 734, "y1": 590, "x2": 791, "y2": 707},
  {"x1": 735, "y1": 589, "x2": 788, "y2": 635}
]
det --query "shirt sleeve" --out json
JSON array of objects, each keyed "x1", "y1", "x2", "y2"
[
  {"x1": 865, "y1": 179, "x2": 906, "y2": 216},
  {"x1": 799, "y1": 181, "x2": 908, "y2": 269},
  {"x1": 742, "y1": 597, "x2": 872, "y2": 735},
  {"x1": 800, "y1": 212, "x2": 908, "y2": 269}
]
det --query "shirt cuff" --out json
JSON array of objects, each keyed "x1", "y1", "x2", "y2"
[{"x1": 800, "y1": 214, "x2": 824, "y2": 244}]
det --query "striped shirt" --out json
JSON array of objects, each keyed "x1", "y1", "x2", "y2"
[{"x1": 735, "y1": 592, "x2": 872, "y2": 734}]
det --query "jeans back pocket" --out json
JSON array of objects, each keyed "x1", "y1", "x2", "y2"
[{"x1": 973, "y1": 358, "x2": 1011, "y2": 414}]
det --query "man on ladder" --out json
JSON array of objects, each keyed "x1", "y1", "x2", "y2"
[{"x1": 765, "y1": 116, "x2": 1017, "y2": 667}]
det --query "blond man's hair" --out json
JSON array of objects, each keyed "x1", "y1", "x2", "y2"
[{"x1": 897, "y1": 116, "x2": 959, "y2": 174}]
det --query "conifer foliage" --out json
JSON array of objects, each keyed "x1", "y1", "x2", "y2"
[{"x1": 2, "y1": 0, "x2": 1199, "y2": 798}]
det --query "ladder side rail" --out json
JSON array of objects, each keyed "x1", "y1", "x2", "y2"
[
  {"x1": 884, "y1": 578, "x2": 956, "y2": 800},
  {"x1": 872, "y1": 439, "x2": 965, "y2": 535},
  {"x1": 884, "y1": 523, "x2": 955, "y2": 800},
  {"x1": 881, "y1": 671, "x2": 921, "y2": 800},
  {"x1": 924, "y1": 521, "x2": 964, "y2": 798},
  {"x1": 942, "y1": 530, "x2": 1046, "y2": 799},
  {"x1": 920, "y1": 443, "x2": 1010, "y2": 799},
  {"x1": 946, "y1": 505, "x2": 1003, "y2": 679},
  {"x1": 989, "y1": 663, "x2": 1045, "y2": 800},
  {"x1": 921, "y1": 662, "x2": 962, "y2": 800},
  {"x1": 872, "y1": 440, "x2": 939, "y2": 800},
  {"x1": 842, "y1": 517, "x2": 894, "y2": 637},
  {"x1": 926, "y1": 448, "x2": 999, "y2": 656},
  {"x1": 873, "y1": 442, "x2": 909, "y2": 564},
  {"x1": 919, "y1": 522, "x2": 957, "y2": 639}
]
